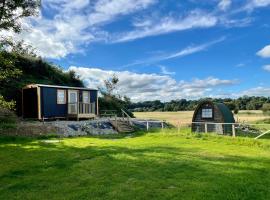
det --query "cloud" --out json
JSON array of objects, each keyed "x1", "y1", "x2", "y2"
[
  {"x1": 218, "y1": 0, "x2": 232, "y2": 11},
  {"x1": 236, "y1": 63, "x2": 245, "y2": 67},
  {"x1": 244, "y1": 0, "x2": 270, "y2": 10},
  {"x1": 122, "y1": 37, "x2": 226, "y2": 67},
  {"x1": 159, "y1": 65, "x2": 175, "y2": 75},
  {"x1": 257, "y1": 44, "x2": 270, "y2": 58},
  {"x1": 0, "y1": 0, "x2": 156, "y2": 58},
  {"x1": 239, "y1": 86, "x2": 270, "y2": 97},
  {"x1": 0, "y1": 0, "x2": 265, "y2": 59},
  {"x1": 112, "y1": 10, "x2": 218, "y2": 43},
  {"x1": 262, "y1": 65, "x2": 270, "y2": 71},
  {"x1": 68, "y1": 66, "x2": 238, "y2": 102}
]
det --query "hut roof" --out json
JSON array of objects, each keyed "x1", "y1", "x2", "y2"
[
  {"x1": 23, "y1": 84, "x2": 98, "y2": 91},
  {"x1": 215, "y1": 103, "x2": 235, "y2": 123}
]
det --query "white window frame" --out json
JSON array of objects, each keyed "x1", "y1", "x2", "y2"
[
  {"x1": 57, "y1": 89, "x2": 66, "y2": 104},
  {"x1": 202, "y1": 108, "x2": 213, "y2": 119},
  {"x1": 82, "y1": 91, "x2": 90, "y2": 104}
]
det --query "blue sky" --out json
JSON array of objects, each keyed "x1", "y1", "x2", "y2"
[{"x1": 4, "y1": 0, "x2": 270, "y2": 101}]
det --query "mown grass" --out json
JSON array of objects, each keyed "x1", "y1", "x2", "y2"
[{"x1": 1, "y1": 129, "x2": 270, "y2": 200}]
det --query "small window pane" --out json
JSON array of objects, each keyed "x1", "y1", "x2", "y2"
[
  {"x1": 83, "y1": 91, "x2": 89, "y2": 103},
  {"x1": 57, "y1": 90, "x2": 66, "y2": 104},
  {"x1": 70, "y1": 93, "x2": 77, "y2": 103},
  {"x1": 202, "y1": 108, "x2": 213, "y2": 118}
]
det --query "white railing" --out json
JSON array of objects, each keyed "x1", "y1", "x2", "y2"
[
  {"x1": 68, "y1": 102, "x2": 96, "y2": 115},
  {"x1": 176, "y1": 122, "x2": 270, "y2": 139}
]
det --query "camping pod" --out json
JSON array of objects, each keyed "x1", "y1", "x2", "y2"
[
  {"x1": 22, "y1": 84, "x2": 98, "y2": 120},
  {"x1": 192, "y1": 100, "x2": 235, "y2": 134}
]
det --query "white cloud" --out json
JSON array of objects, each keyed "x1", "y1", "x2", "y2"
[
  {"x1": 239, "y1": 86, "x2": 270, "y2": 97},
  {"x1": 112, "y1": 10, "x2": 218, "y2": 42},
  {"x1": 0, "y1": 0, "x2": 156, "y2": 58},
  {"x1": 159, "y1": 65, "x2": 175, "y2": 75},
  {"x1": 0, "y1": 0, "x2": 266, "y2": 59},
  {"x1": 257, "y1": 44, "x2": 270, "y2": 58},
  {"x1": 262, "y1": 65, "x2": 270, "y2": 71},
  {"x1": 218, "y1": 0, "x2": 232, "y2": 11},
  {"x1": 122, "y1": 37, "x2": 226, "y2": 67},
  {"x1": 68, "y1": 66, "x2": 237, "y2": 102},
  {"x1": 89, "y1": 0, "x2": 156, "y2": 26},
  {"x1": 236, "y1": 63, "x2": 245, "y2": 67},
  {"x1": 243, "y1": 0, "x2": 270, "y2": 11}
]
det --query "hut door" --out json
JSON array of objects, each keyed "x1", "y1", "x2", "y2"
[{"x1": 68, "y1": 90, "x2": 78, "y2": 114}]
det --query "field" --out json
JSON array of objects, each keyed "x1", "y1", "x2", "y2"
[
  {"x1": 1, "y1": 130, "x2": 270, "y2": 200},
  {"x1": 134, "y1": 110, "x2": 270, "y2": 126}
]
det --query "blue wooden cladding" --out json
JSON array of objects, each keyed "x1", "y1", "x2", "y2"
[
  {"x1": 22, "y1": 84, "x2": 98, "y2": 120},
  {"x1": 41, "y1": 87, "x2": 67, "y2": 118}
]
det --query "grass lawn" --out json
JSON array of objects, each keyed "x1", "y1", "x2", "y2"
[{"x1": 1, "y1": 130, "x2": 270, "y2": 200}]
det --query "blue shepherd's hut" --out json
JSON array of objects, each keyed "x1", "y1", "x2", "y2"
[{"x1": 22, "y1": 84, "x2": 98, "y2": 120}]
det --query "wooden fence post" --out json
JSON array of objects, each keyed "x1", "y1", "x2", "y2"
[
  {"x1": 161, "y1": 121, "x2": 164, "y2": 130},
  {"x1": 177, "y1": 122, "x2": 180, "y2": 134},
  {"x1": 205, "y1": 123, "x2": 208, "y2": 133},
  {"x1": 146, "y1": 121, "x2": 149, "y2": 131},
  {"x1": 232, "y1": 124, "x2": 236, "y2": 137}
]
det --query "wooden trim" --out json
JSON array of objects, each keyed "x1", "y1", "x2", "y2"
[
  {"x1": 82, "y1": 91, "x2": 90, "y2": 104},
  {"x1": 37, "y1": 87, "x2": 41, "y2": 120},
  {"x1": 22, "y1": 84, "x2": 39, "y2": 89},
  {"x1": 22, "y1": 89, "x2": 24, "y2": 118},
  {"x1": 68, "y1": 90, "x2": 79, "y2": 115},
  {"x1": 96, "y1": 91, "x2": 99, "y2": 116},
  {"x1": 57, "y1": 89, "x2": 66, "y2": 104}
]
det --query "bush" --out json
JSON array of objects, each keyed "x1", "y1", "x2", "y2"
[
  {"x1": 0, "y1": 95, "x2": 16, "y2": 110},
  {"x1": 234, "y1": 107, "x2": 239, "y2": 114},
  {"x1": 262, "y1": 103, "x2": 270, "y2": 115},
  {"x1": 0, "y1": 107, "x2": 18, "y2": 130}
]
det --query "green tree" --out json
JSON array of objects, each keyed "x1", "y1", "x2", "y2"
[
  {"x1": 0, "y1": 0, "x2": 40, "y2": 32},
  {"x1": 99, "y1": 74, "x2": 133, "y2": 117}
]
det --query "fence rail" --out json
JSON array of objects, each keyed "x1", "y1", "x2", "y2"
[{"x1": 177, "y1": 122, "x2": 270, "y2": 139}]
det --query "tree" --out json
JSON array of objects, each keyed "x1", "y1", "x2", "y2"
[
  {"x1": 0, "y1": 0, "x2": 40, "y2": 113},
  {"x1": 101, "y1": 74, "x2": 119, "y2": 97},
  {"x1": 234, "y1": 107, "x2": 239, "y2": 115},
  {"x1": 99, "y1": 74, "x2": 134, "y2": 117},
  {"x1": 0, "y1": 0, "x2": 40, "y2": 32}
]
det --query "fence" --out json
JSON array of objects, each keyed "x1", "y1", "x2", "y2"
[
  {"x1": 177, "y1": 122, "x2": 270, "y2": 139},
  {"x1": 133, "y1": 120, "x2": 166, "y2": 131}
]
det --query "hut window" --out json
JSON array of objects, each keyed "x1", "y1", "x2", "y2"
[
  {"x1": 202, "y1": 108, "x2": 213, "y2": 119},
  {"x1": 57, "y1": 90, "x2": 66, "y2": 104},
  {"x1": 83, "y1": 91, "x2": 90, "y2": 104}
]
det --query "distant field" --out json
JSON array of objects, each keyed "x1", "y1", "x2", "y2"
[{"x1": 134, "y1": 110, "x2": 270, "y2": 126}]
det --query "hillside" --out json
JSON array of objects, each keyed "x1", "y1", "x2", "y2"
[{"x1": 0, "y1": 52, "x2": 83, "y2": 115}]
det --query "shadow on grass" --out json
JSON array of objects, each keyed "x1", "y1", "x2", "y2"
[{"x1": 1, "y1": 133, "x2": 270, "y2": 199}]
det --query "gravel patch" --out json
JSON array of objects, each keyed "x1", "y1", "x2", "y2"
[{"x1": 47, "y1": 119, "x2": 118, "y2": 137}]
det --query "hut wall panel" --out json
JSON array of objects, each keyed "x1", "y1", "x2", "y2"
[
  {"x1": 90, "y1": 90, "x2": 98, "y2": 114},
  {"x1": 41, "y1": 87, "x2": 67, "y2": 118}
]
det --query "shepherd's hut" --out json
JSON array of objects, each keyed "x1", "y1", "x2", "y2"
[{"x1": 22, "y1": 84, "x2": 98, "y2": 120}]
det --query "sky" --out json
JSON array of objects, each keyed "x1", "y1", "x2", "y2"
[{"x1": 3, "y1": 0, "x2": 270, "y2": 102}]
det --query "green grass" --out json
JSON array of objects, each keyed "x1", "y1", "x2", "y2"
[{"x1": 1, "y1": 129, "x2": 270, "y2": 200}]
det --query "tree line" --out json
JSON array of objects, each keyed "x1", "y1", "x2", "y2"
[{"x1": 128, "y1": 96, "x2": 270, "y2": 113}]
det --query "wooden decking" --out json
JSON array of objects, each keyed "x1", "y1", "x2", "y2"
[{"x1": 68, "y1": 113, "x2": 96, "y2": 120}]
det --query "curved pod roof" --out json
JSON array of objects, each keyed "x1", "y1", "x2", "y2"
[{"x1": 192, "y1": 100, "x2": 235, "y2": 123}]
